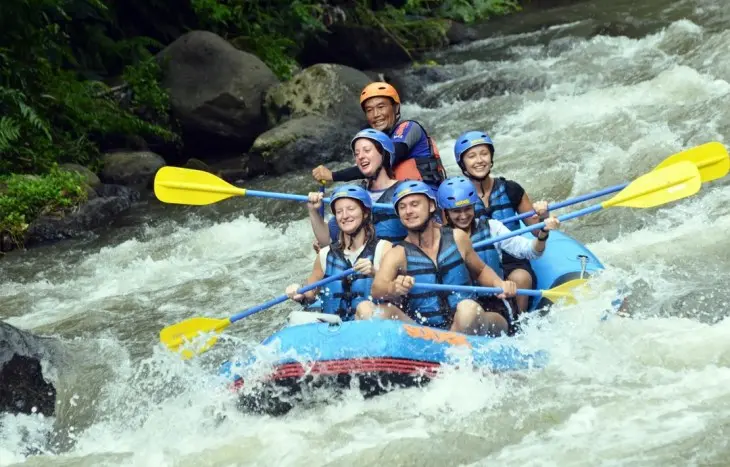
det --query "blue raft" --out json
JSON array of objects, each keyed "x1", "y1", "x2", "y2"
[{"x1": 221, "y1": 230, "x2": 605, "y2": 414}]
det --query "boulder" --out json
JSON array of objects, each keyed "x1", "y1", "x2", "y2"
[
  {"x1": 298, "y1": 24, "x2": 413, "y2": 71},
  {"x1": 263, "y1": 63, "x2": 371, "y2": 127},
  {"x1": 25, "y1": 184, "x2": 139, "y2": 246},
  {"x1": 0, "y1": 321, "x2": 63, "y2": 416},
  {"x1": 445, "y1": 20, "x2": 479, "y2": 45},
  {"x1": 158, "y1": 30, "x2": 279, "y2": 152},
  {"x1": 99, "y1": 151, "x2": 166, "y2": 187},
  {"x1": 247, "y1": 115, "x2": 360, "y2": 176},
  {"x1": 59, "y1": 163, "x2": 101, "y2": 189}
]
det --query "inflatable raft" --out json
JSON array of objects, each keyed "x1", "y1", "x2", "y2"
[{"x1": 220, "y1": 230, "x2": 605, "y2": 414}]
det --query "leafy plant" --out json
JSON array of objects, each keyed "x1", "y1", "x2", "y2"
[{"x1": 0, "y1": 167, "x2": 87, "y2": 246}]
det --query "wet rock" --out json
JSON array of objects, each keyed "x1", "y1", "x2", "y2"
[
  {"x1": 25, "y1": 184, "x2": 139, "y2": 246},
  {"x1": 158, "y1": 30, "x2": 279, "y2": 153},
  {"x1": 208, "y1": 157, "x2": 251, "y2": 185},
  {"x1": 99, "y1": 150, "x2": 166, "y2": 188},
  {"x1": 380, "y1": 65, "x2": 455, "y2": 104},
  {"x1": 247, "y1": 115, "x2": 359, "y2": 176},
  {"x1": 59, "y1": 164, "x2": 101, "y2": 189},
  {"x1": 183, "y1": 157, "x2": 211, "y2": 172},
  {"x1": 264, "y1": 63, "x2": 371, "y2": 127},
  {"x1": 418, "y1": 73, "x2": 547, "y2": 108},
  {"x1": 0, "y1": 321, "x2": 62, "y2": 416},
  {"x1": 445, "y1": 20, "x2": 479, "y2": 45},
  {"x1": 298, "y1": 24, "x2": 412, "y2": 71}
]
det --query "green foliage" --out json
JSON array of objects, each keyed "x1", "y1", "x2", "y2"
[
  {"x1": 0, "y1": 0, "x2": 177, "y2": 176},
  {"x1": 0, "y1": 167, "x2": 87, "y2": 246},
  {"x1": 190, "y1": 0, "x2": 328, "y2": 80},
  {"x1": 353, "y1": 0, "x2": 521, "y2": 55},
  {"x1": 411, "y1": 0, "x2": 522, "y2": 23}
]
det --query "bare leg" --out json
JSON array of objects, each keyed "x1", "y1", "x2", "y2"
[
  {"x1": 450, "y1": 299, "x2": 508, "y2": 337},
  {"x1": 507, "y1": 268, "x2": 533, "y2": 313},
  {"x1": 356, "y1": 302, "x2": 414, "y2": 323}
]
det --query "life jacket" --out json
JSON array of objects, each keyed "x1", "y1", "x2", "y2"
[
  {"x1": 402, "y1": 227, "x2": 474, "y2": 329},
  {"x1": 369, "y1": 181, "x2": 407, "y2": 243},
  {"x1": 389, "y1": 120, "x2": 447, "y2": 189},
  {"x1": 327, "y1": 182, "x2": 407, "y2": 244},
  {"x1": 470, "y1": 220, "x2": 503, "y2": 279},
  {"x1": 474, "y1": 177, "x2": 519, "y2": 231},
  {"x1": 321, "y1": 238, "x2": 379, "y2": 320}
]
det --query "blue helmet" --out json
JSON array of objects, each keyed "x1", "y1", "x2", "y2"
[
  {"x1": 351, "y1": 129, "x2": 396, "y2": 169},
  {"x1": 453, "y1": 130, "x2": 495, "y2": 167},
  {"x1": 329, "y1": 185, "x2": 372, "y2": 214},
  {"x1": 437, "y1": 176, "x2": 479, "y2": 210},
  {"x1": 392, "y1": 181, "x2": 437, "y2": 213}
]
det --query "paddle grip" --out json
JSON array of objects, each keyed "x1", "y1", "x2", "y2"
[
  {"x1": 318, "y1": 183, "x2": 325, "y2": 218},
  {"x1": 229, "y1": 268, "x2": 357, "y2": 324},
  {"x1": 412, "y1": 283, "x2": 543, "y2": 298},
  {"x1": 472, "y1": 204, "x2": 603, "y2": 250},
  {"x1": 498, "y1": 183, "x2": 628, "y2": 225}
]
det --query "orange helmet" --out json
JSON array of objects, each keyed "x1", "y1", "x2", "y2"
[{"x1": 359, "y1": 82, "x2": 401, "y2": 106}]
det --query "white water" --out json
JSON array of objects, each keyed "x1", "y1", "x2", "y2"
[{"x1": 2, "y1": 0, "x2": 730, "y2": 464}]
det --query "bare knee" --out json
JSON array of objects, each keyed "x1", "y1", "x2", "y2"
[
  {"x1": 450, "y1": 299, "x2": 482, "y2": 333},
  {"x1": 508, "y1": 269, "x2": 533, "y2": 289},
  {"x1": 451, "y1": 300, "x2": 508, "y2": 336},
  {"x1": 355, "y1": 301, "x2": 375, "y2": 320}
]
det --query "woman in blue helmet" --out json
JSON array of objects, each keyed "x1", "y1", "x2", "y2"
[
  {"x1": 437, "y1": 176, "x2": 560, "y2": 328},
  {"x1": 285, "y1": 185, "x2": 394, "y2": 321},
  {"x1": 309, "y1": 129, "x2": 407, "y2": 248},
  {"x1": 453, "y1": 130, "x2": 550, "y2": 314},
  {"x1": 369, "y1": 180, "x2": 517, "y2": 337}
]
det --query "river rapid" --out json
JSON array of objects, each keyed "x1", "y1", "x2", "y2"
[{"x1": 2, "y1": 0, "x2": 730, "y2": 465}]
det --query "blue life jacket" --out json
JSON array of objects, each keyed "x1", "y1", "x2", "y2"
[
  {"x1": 474, "y1": 178, "x2": 519, "y2": 231},
  {"x1": 329, "y1": 182, "x2": 407, "y2": 244},
  {"x1": 321, "y1": 238, "x2": 379, "y2": 320},
  {"x1": 470, "y1": 220, "x2": 503, "y2": 279},
  {"x1": 402, "y1": 227, "x2": 474, "y2": 329}
]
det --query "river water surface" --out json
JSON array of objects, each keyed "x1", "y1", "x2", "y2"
[{"x1": 2, "y1": 0, "x2": 730, "y2": 465}]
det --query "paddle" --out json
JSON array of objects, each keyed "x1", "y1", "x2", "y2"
[
  {"x1": 153, "y1": 166, "x2": 394, "y2": 210},
  {"x1": 412, "y1": 278, "x2": 588, "y2": 306},
  {"x1": 498, "y1": 141, "x2": 729, "y2": 225},
  {"x1": 153, "y1": 142, "x2": 727, "y2": 217},
  {"x1": 160, "y1": 267, "x2": 356, "y2": 359},
  {"x1": 472, "y1": 160, "x2": 703, "y2": 251},
  {"x1": 318, "y1": 181, "x2": 326, "y2": 218}
]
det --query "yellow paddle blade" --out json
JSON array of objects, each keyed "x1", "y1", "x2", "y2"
[
  {"x1": 159, "y1": 317, "x2": 231, "y2": 360},
  {"x1": 602, "y1": 161, "x2": 701, "y2": 209},
  {"x1": 541, "y1": 278, "x2": 591, "y2": 305},
  {"x1": 154, "y1": 166, "x2": 247, "y2": 205},
  {"x1": 654, "y1": 141, "x2": 729, "y2": 183}
]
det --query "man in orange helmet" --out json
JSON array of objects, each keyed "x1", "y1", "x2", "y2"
[{"x1": 312, "y1": 82, "x2": 447, "y2": 191}]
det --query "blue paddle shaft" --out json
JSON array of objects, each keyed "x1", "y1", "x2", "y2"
[
  {"x1": 244, "y1": 189, "x2": 393, "y2": 211},
  {"x1": 472, "y1": 203, "x2": 604, "y2": 250},
  {"x1": 229, "y1": 268, "x2": 356, "y2": 324},
  {"x1": 412, "y1": 283, "x2": 543, "y2": 298},
  {"x1": 318, "y1": 184, "x2": 325, "y2": 218},
  {"x1": 245, "y1": 182, "x2": 627, "y2": 217},
  {"x1": 498, "y1": 183, "x2": 628, "y2": 225}
]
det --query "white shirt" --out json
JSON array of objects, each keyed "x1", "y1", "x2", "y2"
[
  {"x1": 319, "y1": 239, "x2": 388, "y2": 271},
  {"x1": 482, "y1": 219, "x2": 543, "y2": 260}
]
